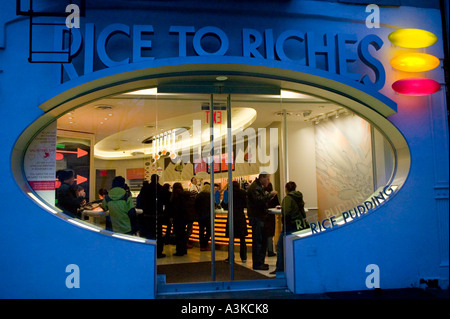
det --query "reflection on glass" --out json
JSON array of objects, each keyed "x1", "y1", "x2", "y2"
[{"x1": 23, "y1": 82, "x2": 397, "y2": 283}]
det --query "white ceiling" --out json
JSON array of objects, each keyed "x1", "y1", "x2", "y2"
[{"x1": 57, "y1": 84, "x2": 342, "y2": 160}]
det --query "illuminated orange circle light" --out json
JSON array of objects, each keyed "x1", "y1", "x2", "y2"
[
  {"x1": 388, "y1": 28, "x2": 438, "y2": 48},
  {"x1": 390, "y1": 53, "x2": 440, "y2": 72}
]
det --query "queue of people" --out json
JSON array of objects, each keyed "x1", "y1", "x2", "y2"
[{"x1": 55, "y1": 169, "x2": 310, "y2": 273}]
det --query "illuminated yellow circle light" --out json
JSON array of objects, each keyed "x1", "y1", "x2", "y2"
[
  {"x1": 390, "y1": 53, "x2": 440, "y2": 72},
  {"x1": 388, "y1": 28, "x2": 438, "y2": 48}
]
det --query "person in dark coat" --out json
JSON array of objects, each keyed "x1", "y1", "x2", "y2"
[
  {"x1": 167, "y1": 182, "x2": 193, "y2": 256},
  {"x1": 136, "y1": 174, "x2": 170, "y2": 258},
  {"x1": 194, "y1": 183, "x2": 211, "y2": 251},
  {"x1": 265, "y1": 182, "x2": 279, "y2": 257},
  {"x1": 246, "y1": 173, "x2": 277, "y2": 271},
  {"x1": 161, "y1": 183, "x2": 173, "y2": 244},
  {"x1": 56, "y1": 169, "x2": 86, "y2": 218},
  {"x1": 226, "y1": 181, "x2": 249, "y2": 262}
]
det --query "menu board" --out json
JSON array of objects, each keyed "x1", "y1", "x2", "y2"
[
  {"x1": 24, "y1": 122, "x2": 57, "y2": 204},
  {"x1": 193, "y1": 152, "x2": 234, "y2": 175},
  {"x1": 193, "y1": 158, "x2": 208, "y2": 175}
]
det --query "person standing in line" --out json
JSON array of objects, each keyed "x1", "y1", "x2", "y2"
[
  {"x1": 136, "y1": 174, "x2": 170, "y2": 258},
  {"x1": 225, "y1": 181, "x2": 249, "y2": 263},
  {"x1": 167, "y1": 182, "x2": 191, "y2": 256},
  {"x1": 101, "y1": 176, "x2": 136, "y2": 235},
  {"x1": 265, "y1": 182, "x2": 279, "y2": 257},
  {"x1": 94, "y1": 188, "x2": 112, "y2": 231},
  {"x1": 161, "y1": 183, "x2": 173, "y2": 245},
  {"x1": 189, "y1": 176, "x2": 199, "y2": 194},
  {"x1": 270, "y1": 181, "x2": 309, "y2": 274},
  {"x1": 186, "y1": 176, "x2": 200, "y2": 249},
  {"x1": 246, "y1": 173, "x2": 277, "y2": 271},
  {"x1": 194, "y1": 183, "x2": 212, "y2": 251},
  {"x1": 56, "y1": 169, "x2": 86, "y2": 218}
]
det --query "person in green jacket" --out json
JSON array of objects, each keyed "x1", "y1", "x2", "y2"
[
  {"x1": 271, "y1": 181, "x2": 309, "y2": 274},
  {"x1": 101, "y1": 176, "x2": 136, "y2": 235}
]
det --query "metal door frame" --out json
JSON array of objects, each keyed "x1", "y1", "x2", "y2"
[
  {"x1": 157, "y1": 83, "x2": 282, "y2": 283},
  {"x1": 208, "y1": 93, "x2": 234, "y2": 282}
]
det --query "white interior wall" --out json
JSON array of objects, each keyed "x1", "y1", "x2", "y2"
[{"x1": 287, "y1": 120, "x2": 318, "y2": 209}]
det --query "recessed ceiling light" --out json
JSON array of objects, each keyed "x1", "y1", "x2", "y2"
[
  {"x1": 124, "y1": 88, "x2": 158, "y2": 95},
  {"x1": 280, "y1": 90, "x2": 312, "y2": 99},
  {"x1": 95, "y1": 104, "x2": 113, "y2": 110},
  {"x1": 216, "y1": 76, "x2": 228, "y2": 81}
]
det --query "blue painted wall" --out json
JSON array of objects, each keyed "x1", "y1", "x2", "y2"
[
  {"x1": 1, "y1": 1, "x2": 448, "y2": 297},
  {"x1": 0, "y1": 1, "x2": 157, "y2": 299}
]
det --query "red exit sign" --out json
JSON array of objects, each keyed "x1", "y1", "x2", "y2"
[{"x1": 205, "y1": 110, "x2": 222, "y2": 124}]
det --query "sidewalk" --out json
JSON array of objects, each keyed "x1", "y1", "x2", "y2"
[{"x1": 158, "y1": 287, "x2": 449, "y2": 299}]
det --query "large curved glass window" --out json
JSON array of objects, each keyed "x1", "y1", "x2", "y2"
[
  {"x1": 22, "y1": 75, "x2": 400, "y2": 283},
  {"x1": 24, "y1": 78, "x2": 397, "y2": 227}
]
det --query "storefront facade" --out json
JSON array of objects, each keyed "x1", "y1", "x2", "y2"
[{"x1": 0, "y1": 0, "x2": 448, "y2": 298}]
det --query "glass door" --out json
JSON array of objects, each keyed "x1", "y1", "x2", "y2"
[
  {"x1": 149, "y1": 90, "x2": 234, "y2": 283},
  {"x1": 205, "y1": 91, "x2": 282, "y2": 282},
  {"x1": 202, "y1": 92, "x2": 232, "y2": 282},
  {"x1": 204, "y1": 90, "x2": 283, "y2": 282},
  {"x1": 229, "y1": 93, "x2": 282, "y2": 279},
  {"x1": 150, "y1": 82, "x2": 284, "y2": 284}
]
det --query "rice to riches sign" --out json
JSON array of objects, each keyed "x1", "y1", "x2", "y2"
[{"x1": 56, "y1": 23, "x2": 385, "y2": 91}]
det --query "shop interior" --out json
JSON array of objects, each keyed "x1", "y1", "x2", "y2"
[{"x1": 28, "y1": 75, "x2": 395, "y2": 284}]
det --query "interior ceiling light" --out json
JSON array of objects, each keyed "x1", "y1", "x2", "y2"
[
  {"x1": 390, "y1": 53, "x2": 440, "y2": 72},
  {"x1": 94, "y1": 108, "x2": 256, "y2": 160},
  {"x1": 216, "y1": 76, "x2": 228, "y2": 81},
  {"x1": 280, "y1": 90, "x2": 312, "y2": 99},
  {"x1": 388, "y1": 28, "x2": 437, "y2": 48},
  {"x1": 392, "y1": 77, "x2": 440, "y2": 96},
  {"x1": 94, "y1": 104, "x2": 113, "y2": 110},
  {"x1": 124, "y1": 87, "x2": 158, "y2": 95}
]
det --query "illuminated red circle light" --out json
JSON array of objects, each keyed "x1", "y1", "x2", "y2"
[{"x1": 392, "y1": 78, "x2": 440, "y2": 96}]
